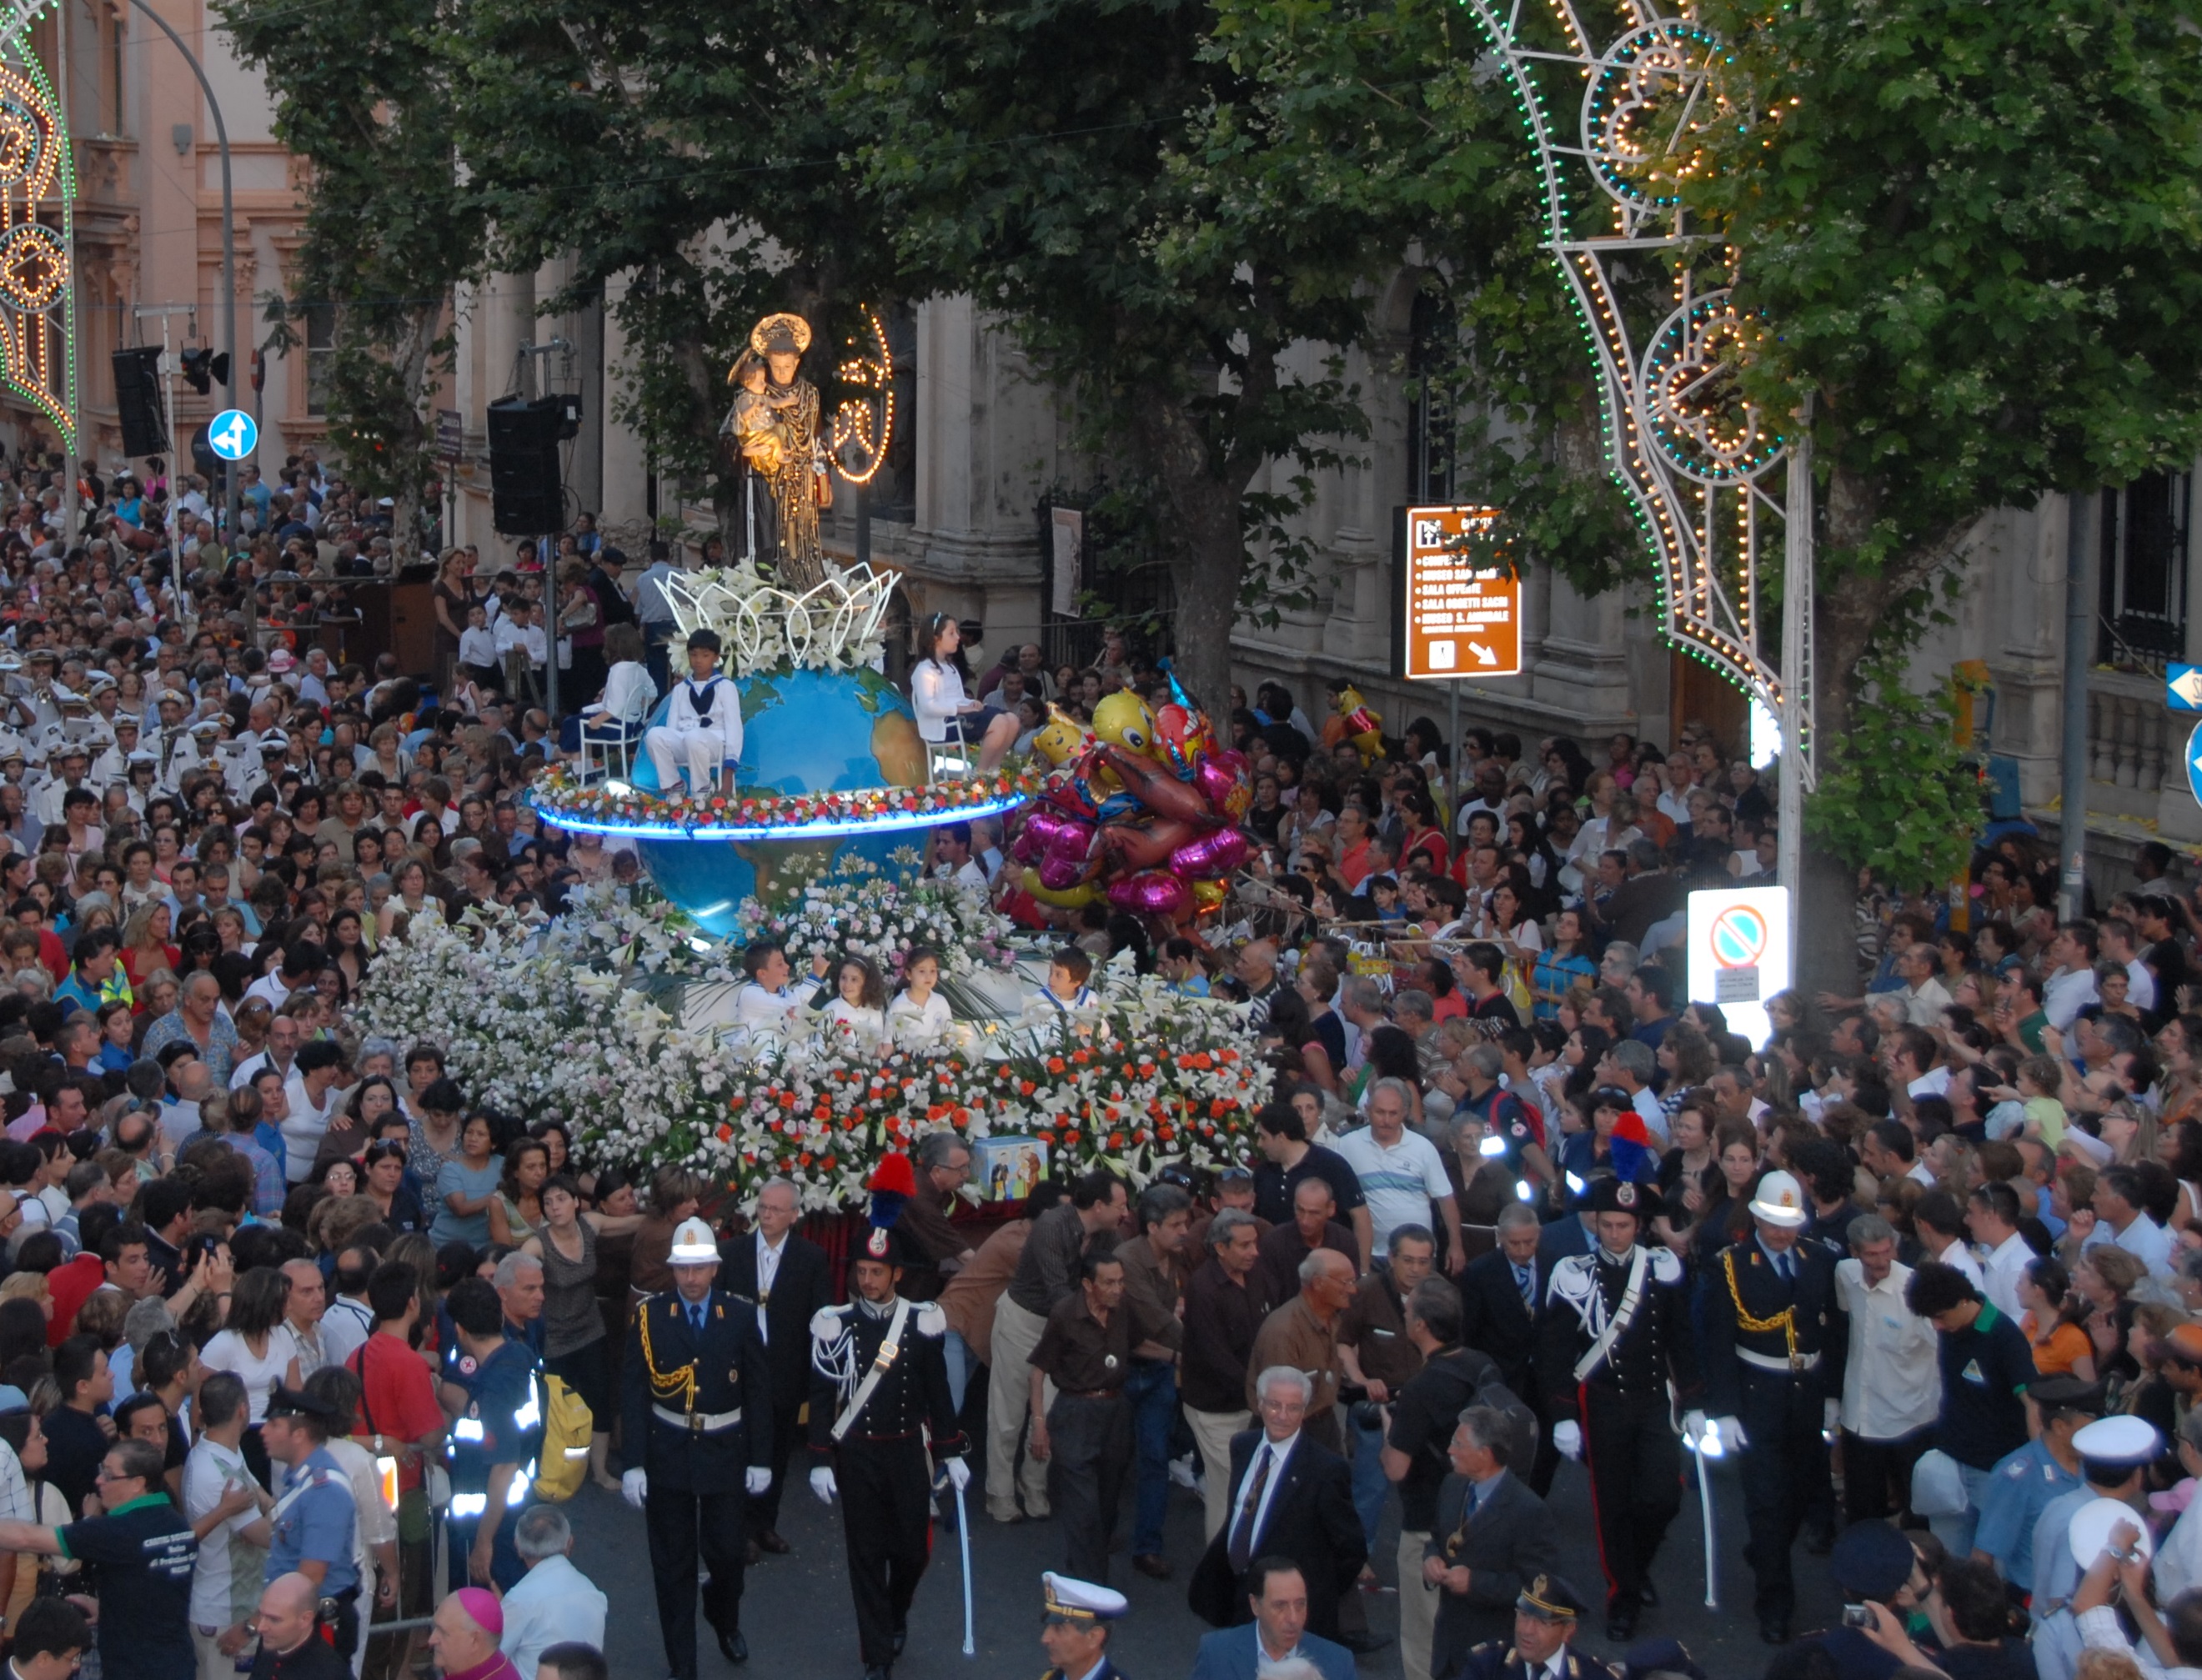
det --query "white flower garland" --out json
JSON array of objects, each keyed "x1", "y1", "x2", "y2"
[{"x1": 354, "y1": 881, "x2": 1271, "y2": 1209}]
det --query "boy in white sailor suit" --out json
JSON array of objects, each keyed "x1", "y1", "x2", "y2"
[
  {"x1": 1036, "y1": 946, "x2": 1097, "y2": 1014},
  {"x1": 646, "y1": 628, "x2": 745, "y2": 797},
  {"x1": 808, "y1": 1158, "x2": 970, "y2": 1680}
]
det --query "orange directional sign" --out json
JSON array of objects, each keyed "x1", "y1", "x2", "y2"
[{"x1": 1402, "y1": 504, "x2": 1519, "y2": 680}]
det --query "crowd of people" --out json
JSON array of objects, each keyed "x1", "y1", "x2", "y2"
[{"x1": 9, "y1": 452, "x2": 2202, "y2": 1680}]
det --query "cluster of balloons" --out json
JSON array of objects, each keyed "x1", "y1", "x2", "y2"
[{"x1": 1012, "y1": 680, "x2": 1254, "y2": 926}]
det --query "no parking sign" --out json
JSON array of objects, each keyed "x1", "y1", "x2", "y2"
[{"x1": 1686, "y1": 885, "x2": 1791, "y2": 1046}]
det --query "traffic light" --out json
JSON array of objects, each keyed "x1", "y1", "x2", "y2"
[{"x1": 178, "y1": 348, "x2": 230, "y2": 394}]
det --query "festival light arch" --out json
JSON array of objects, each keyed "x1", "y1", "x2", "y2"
[{"x1": 1457, "y1": 0, "x2": 1813, "y2": 792}]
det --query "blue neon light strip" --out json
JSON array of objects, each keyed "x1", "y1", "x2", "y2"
[{"x1": 530, "y1": 791, "x2": 1030, "y2": 842}]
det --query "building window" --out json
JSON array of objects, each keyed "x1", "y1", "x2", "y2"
[
  {"x1": 303, "y1": 303, "x2": 334, "y2": 417},
  {"x1": 2097, "y1": 471, "x2": 2191, "y2": 669},
  {"x1": 107, "y1": 5, "x2": 124, "y2": 137}
]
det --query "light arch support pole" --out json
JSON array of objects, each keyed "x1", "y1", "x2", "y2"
[{"x1": 1456, "y1": 0, "x2": 1815, "y2": 940}]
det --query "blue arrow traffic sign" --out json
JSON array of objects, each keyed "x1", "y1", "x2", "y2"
[
  {"x1": 208, "y1": 409, "x2": 258, "y2": 462},
  {"x1": 2188, "y1": 721, "x2": 2202, "y2": 809},
  {"x1": 2170, "y1": 664, "x2": 2202, "y2": 712}
]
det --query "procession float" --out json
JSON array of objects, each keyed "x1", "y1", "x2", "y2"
[{"x1": 358, "y1": 315, "x2": 1268, "y2": 1206}]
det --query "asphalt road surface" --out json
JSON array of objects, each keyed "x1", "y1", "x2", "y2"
[{"x1": 563, "y1": 1438, "x2": 1849, "y2": 1680}]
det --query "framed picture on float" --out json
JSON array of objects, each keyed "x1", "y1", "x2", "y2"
[{"x1": 972, "y1": 1136, "x2": 1048, "y2": 1205}]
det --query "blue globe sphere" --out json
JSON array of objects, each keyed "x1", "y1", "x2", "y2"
[{"x1": 631, "y1": 664, "x2": 930, "y2": 934}]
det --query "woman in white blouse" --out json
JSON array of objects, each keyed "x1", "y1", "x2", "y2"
[
  {"x1": 575, "y1": 622, "x2": 659, "y2": 757},
  {"x1": 815, "y1": 953, "x2": 890, "y2": 1046},
  {"x1": 909, "y1": 614, "x2": 1018, "y2": 773},
  {"x1": 886, "y1": 948, "x2": 955, "y2": 1045}
]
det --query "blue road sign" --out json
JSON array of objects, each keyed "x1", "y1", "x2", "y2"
[
  {"x1": 2170, "y1": 664, "x2": 2202, "y2": 712},
  {"x1": 2187, "y1": 722, "x2": 2202, "y2": 810},
  {"x1": 208, "y1": 409, "x2": 257, "y2": 462}
]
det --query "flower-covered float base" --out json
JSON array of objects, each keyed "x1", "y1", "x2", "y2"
[{"x1": 354, "y1": 879, "x2": 1271, "y2": 1206}]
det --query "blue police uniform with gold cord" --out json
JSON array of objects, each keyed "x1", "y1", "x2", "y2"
[
  {"x1": 623, "y1": 1216, "x2": 775, "y2": 1680},
  {"x1": 1698, "y1": 1169, "x2": 1845, "y2": 1645},
  {"x1": 810, "y1": 1210, "x2": 968, "y2": 1680},
  {"x1": 1453, "y1": 1572, "x2": 1618, "y2": 1680},
  {"x1": 1531, "y1": 1176, "x2": 1701, "y2": 1642}
]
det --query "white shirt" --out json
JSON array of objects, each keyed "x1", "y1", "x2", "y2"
[
  {"x1": 280, "y1": 1081, "x2": 340, "y2": 1183},
  {"x1": 2090, "y1": 1210, "x2": 2178, "y2": 1280},
  {"x1": 1833, "y1": 1258, "x2": 1940, "y2": 1440},
  {"x1": 1906, "y1": 1066, "x2": 1952, "y2": 1102},
  {"x1": 1927, "y1": 1237, "x2": 1984, "y2": 1290},
  {"x1": 1329, "y1": 1126, "x2": 1453, "y2": 1251},
  {"x1": 2044, "y1": 965, "x2": 2100, "y2": 1031},
  {"x1": 457, "y1": 625, "x2": 499, "y2": 670},
  {"x1": 500, "y1": 1554, "x2": 609, "y2": 1676},
  {"x1": 755, "y1": 1232, "x2": 787, "y2": 1343},
  {"x1": 735, "y1": 982, "x2": 800, "y2": 1036},
  {"x1": 910, "y1": 659, "x2": 971, "y2": 744},
  {"x1": 1979, "y1": 1231, "x2": 2033, "y2": 1321},
  {"x1": 494, "y1": 617, "x2": 547, "y2": 664},
  {"x1": 320, "y1": 1295, "x2": 374, "y2": 1369},
  {"x1": 585, "y1": 660, "x2": 657, "y2": 729},
  {"x1": 817, "y1": 996, "x2": 886, "y2": 1048},
  {"x1": 1228, "y1": 1431, "x2": 1301, "y2": 1554},
  {"x1": 242, "y1": 972, "x2": 295, "y2": 1012},
  {"x1": 2126, "y1": 956, "x2": 2159, "y2": 1013},
  {"x1": 1904, "y1": 975, "x2": 1954, "y2": 1026},
  {"x1": 653, "y1": 675, "x2": 745, "y2": 766},
  {"x1": 887, "y1": 990, "x2": 953, "y2": 1046},
  {"x1": 185, "y1": 1435, "x2": 262, "y2": 1624}
]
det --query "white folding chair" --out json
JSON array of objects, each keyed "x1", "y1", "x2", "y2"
[
  {"x1": 578, "y1": 684, "x2": 655, "y2": 784},
  {"x1": 926, "y1": 736, "x2": 973, "y2": 783}
]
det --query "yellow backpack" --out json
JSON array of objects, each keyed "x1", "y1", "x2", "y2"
[{"x1": 532, "y1": 1374, "x2": 594, "y2": 1502}]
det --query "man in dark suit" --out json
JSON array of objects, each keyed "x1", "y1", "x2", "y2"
[
  {"x1": 621, "y1": 1216, "x2": 775, "y2": 1680},
  {"x1": 1189, "y1": 1366, "x2": 1367, "y2": 1642},
  {"x1": 1535, "y1": 1201, "x2": 1593, "y2": 1271},
  {"x1": 1459, "y1": 1205, "x2": 1560, "y2": 1495},
  {"x1": 1698, "y1": 1168, "x2": 1843, "y2": 1647},
  {"x1": 1189, "y1": 1557, "x2": 1357, "y2": 1680},
  {"x1": 1425, "y1": 1405, "x2": 1563, "y2": 1680},
  {"x1": 718, "y1": 1174, "x2": 830, "y2": 1556}
]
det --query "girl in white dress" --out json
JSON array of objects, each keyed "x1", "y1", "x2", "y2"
[
  {"x1": 886, "y1": 947, "x2": 954, "y2": 1046},
  {"x1": 816, "y1": 952, "x2": 889, "y2": 1047}
]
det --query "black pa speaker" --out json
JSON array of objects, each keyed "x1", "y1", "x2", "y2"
[
  {"x1": 112, "y1": 347, "x2": 169, "y2": 459},
  {"x1": 487, "y1": 396, "x2": 564, "y2": 535}
]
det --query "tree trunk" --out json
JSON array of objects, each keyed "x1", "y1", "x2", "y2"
[
  {"x1": 1137, "y1": 385, "x2": 1255, "y2": 711},
  {"x1": 387, "y1": 301, "x2": 439, "y2": 568}
]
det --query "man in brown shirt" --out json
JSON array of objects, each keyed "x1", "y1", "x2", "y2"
[
  {"x1": 1256, "y1": 1177, "x2": 1358, "y2": 1307},
  {"x1": 1116, "y1": 1182, "x2": 1196, "y2": 1580},
  {"x1": 894, "y1": 1132, "x2": 977, "y2": 1302},
  {"x1": 1182, "y1": 1208, "x2": 1269, "y2": 1541},
  {"x1": 1339, "y1": 1223, "x2": 1438, "y2": 1554},
  {"x1": 940, "y1": 1183, "x2": 1072, "y2": 1412},
  {"x1": 1186, "y1": 1165, "x2": 1271, "y2": 1257},
  {"x1": 1248, "y1": 1247, "x2": 1356, "y2": 1452},
  {"x1": 1029, "y1": 1249, "x2": 1180, "y2": 1581}
]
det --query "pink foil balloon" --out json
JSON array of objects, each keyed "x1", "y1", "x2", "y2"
[{"x1": 1108, "y1": 870, "x2": 1191, "y2": 919}]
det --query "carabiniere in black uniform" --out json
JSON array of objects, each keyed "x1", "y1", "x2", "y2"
[
  {"x1": 1532, "y1": 1176, "x2": 1701, "y2": 1641},
  {"x1": 624, "y1": 1216, "x2": 774, "y2": 1680},
  {"x1": 810, "y1": 1221, "x2": 968, "y2": 1680}
]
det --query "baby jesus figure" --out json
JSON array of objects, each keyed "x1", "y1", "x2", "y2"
[{"x1": 722, "y1": 350, "x2": 790, "y2": 475}]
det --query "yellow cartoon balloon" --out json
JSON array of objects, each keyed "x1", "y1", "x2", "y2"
[
  {"x1": 1030, "y1": 705, "x2": 1092, "y2": 768},
  {"x1": 1092, "y1": 691, "x2": 1157, "y2": 756}
]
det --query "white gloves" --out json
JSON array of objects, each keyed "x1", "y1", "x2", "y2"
[
  {"x1": 810, "y1": 1467, "x2": 838, "y2": 1505},
  {"x1": 1552, "y1": 1421, "x2": 1583, "y2": 1461},
  {"x1": 1714, "y1": 1416, "x2": 1748, "y2": 1452},
  {"x1": 621, "y1": 1468, "x2": 648, "y2": 1509},
  {"x1": 1682, "y1": 1409, "x2": 1708, "y2": 1444},
  {"x1": 1823, "y1": 1398, "x2": 1843, "y2": 1432},
  {"x1": 944, "y1": 1457, "x2": 971, "y2": 1492},
  {"x1": 745, "y1": 1467, "x2": 772, "y2": 1497}
]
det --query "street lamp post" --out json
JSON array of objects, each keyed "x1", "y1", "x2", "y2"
[{"x1": 124, "y1": 0, "x2": 238, "y2": 547}]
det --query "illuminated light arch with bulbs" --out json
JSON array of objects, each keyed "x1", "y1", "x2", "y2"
[
  {"x1": 0, "y1": 0, "x2": 69, "y2": 449},
  {"x1": 830, "y1": 304, "x2": 894, "y2": 486},
  {"x1": 1455, "y1": 0, "x2": 1811, "y2": 785}
]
